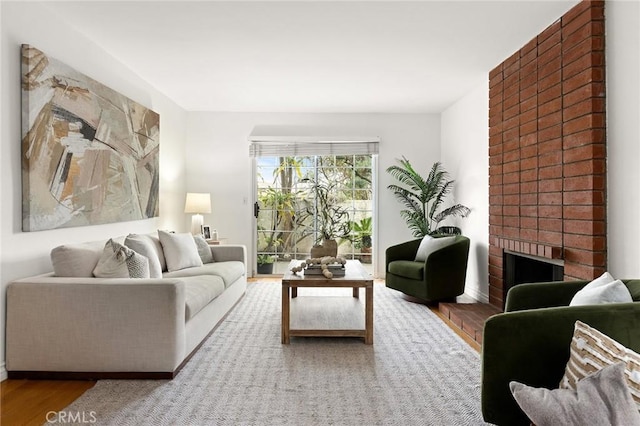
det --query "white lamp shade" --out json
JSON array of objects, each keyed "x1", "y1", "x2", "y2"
[{"x1": 184, "y1": 193, "x2": 211, "y2": 214}]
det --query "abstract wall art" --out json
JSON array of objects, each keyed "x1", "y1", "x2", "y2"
[{"x1": 21, "y1": 44, "x2": 160, "y2": 231}]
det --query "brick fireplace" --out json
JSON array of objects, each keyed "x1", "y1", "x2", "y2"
[{"x1": 488, "y1": 0, "x2": 606, "y2": 309}]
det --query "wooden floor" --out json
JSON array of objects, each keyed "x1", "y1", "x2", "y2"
[
  {"x1": 1, "y1": 279, "x2": 496, "y2": 425},
  {"x1": 1, "y1": 379, "x2": 96, "y2": 425}
]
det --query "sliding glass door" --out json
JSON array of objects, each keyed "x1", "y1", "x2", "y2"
[{"x1": 254, "y1": 154, "x2": 374, "y2": 275}]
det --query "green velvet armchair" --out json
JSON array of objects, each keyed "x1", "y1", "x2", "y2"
[
  {"x1": 385, "y1": 235, "x2": 470, "y2": 302},
  {"x1": 481, "y1": 279, "x2": 640, "y2": 426}
]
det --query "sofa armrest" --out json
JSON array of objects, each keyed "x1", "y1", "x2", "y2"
[
  {"x1": 505, "y1": 280, "x2": 589, "y2": 312},
  {"x1": 481, "y1": 302, "x2": 640, "y2": 425},
  {"x1": 385, "y1": 239, "x2": 421, "y2": 268},
  {"x1": 6, "y1": 275, "x2": 186, "y2": 373},
  {"x1": 210, "y1": 244, "x2": 247, "y2": 267}
]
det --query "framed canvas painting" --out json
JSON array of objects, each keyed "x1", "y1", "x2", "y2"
[{"x1": 21, "y1": 44, "x2": 160, "y2": 231}]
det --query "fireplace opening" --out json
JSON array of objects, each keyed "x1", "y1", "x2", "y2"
[{"x1": 503, "y1": 250, "x2": 564, "y2": 309}]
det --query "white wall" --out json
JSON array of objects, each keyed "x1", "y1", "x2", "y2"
[
  {"x1": 0, "y1": 2, "x2": 188, "y2": 380},
  {"x1": 441, "y1": 81, "x2": 490, "y2": 302},
  {"x1": 606, "y1": 0, "x2": 640, "y2": 278},
  {"x1": 186, "y1": 112, "x2": 440, "y2": 278}
]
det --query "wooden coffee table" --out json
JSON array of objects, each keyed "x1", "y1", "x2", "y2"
[{"x1": 281, "y1": 259, "x2": 373, "y2": 344}]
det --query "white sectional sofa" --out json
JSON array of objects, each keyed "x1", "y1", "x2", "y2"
[{"x1": 6, "y1": 232, "x2": 247, "y2": 379}]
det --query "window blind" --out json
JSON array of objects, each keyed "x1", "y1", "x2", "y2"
[{"x1": 249, "y1": 136, "x2": 379, "y2": 157}]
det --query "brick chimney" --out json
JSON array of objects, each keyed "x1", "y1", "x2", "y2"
[{"x1": 488, "y1": 0, "x2": 606, "y2": 309}]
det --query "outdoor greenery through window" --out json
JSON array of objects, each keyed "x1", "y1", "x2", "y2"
[{"x1": 256, "y1": 155, "x2": 373, "y2": 274}]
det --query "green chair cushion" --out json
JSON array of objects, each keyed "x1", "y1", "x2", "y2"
[{"x1": 388, "y1": 260, "x2": 424, "y2": 280}]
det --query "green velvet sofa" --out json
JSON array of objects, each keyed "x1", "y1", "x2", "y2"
[
  {"x1": 385, "y1": 235, "x2": 470, "y2": 302},
  {"x1": 481, "y1": 279, "x2": 640, "y2": 425}
]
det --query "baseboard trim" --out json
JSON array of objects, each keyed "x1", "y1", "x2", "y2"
[
  {"x1": 464, "y1": 287, "x2": 489, "y2": 304},
  {"x1": 1, "y1": 363, "x2": 7, "y2": 382}
]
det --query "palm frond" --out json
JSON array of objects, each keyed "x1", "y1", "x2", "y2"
[
  {"x1": 395, "y1": 192, "x2": 426, "y2": 220},
  {"x1": 400, "y1": 210, "x2": 429, "y2": 237},
  {"x1": 386, "y1": 158, "x2": 431, "y2": 201},
  {"x1": 433, "y1": 226, "x2": 462, "y2": 236},
  {"x1": 428, "y1": 180, "x2": 454, "y2": 220},
  {"x1": 390, "y1": 187, "x2": 424, "y2": 217},
  {"x1": 432, "y1": 204, "x2": 472, "y2": 226}
]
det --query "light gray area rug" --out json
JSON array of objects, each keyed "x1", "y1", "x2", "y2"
[{"x1": 57, "y1": 282, "x2": 487, "y2": 425}]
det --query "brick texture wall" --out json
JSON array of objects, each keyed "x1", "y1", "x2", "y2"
[{"x1": 488, "y1": 0, "x2": 606, "y2": 309}]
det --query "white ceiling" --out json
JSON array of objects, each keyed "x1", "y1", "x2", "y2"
[{"x1": 48, "y1": 0, "x2": 579, "y2": 113}]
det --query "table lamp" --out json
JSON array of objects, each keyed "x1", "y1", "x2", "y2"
[{"x1": 184, "y1": 193, "x2": 211, "y2": 235}]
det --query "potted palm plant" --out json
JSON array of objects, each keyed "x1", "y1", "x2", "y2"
[{"x1": 386, "y1": 157, "x2": 471, "y2": 237}]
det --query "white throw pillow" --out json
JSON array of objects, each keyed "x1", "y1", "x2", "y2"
[
  {"x1": 124, "y1": 234, "x2": 163, "y2": 278},
  {"x1": 158, "y1": 230, "x2": 203, "y2": 272},
  {"x1": 570, "y1": 272, "x2": 632, "y2": 306},
  {"x1": 414, "y1": 235, "x2": 456, "y2": 262},
  {"x1": 193, "y1": 235, "x2": 214, "y2": 264},
  {"x1": 93, "y1": 239, "x2": 150, "y2": 278}
]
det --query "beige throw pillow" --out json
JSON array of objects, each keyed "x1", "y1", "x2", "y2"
[
  {"x1": 51, "y1": 240, "x2": 107, "y2": 277},
  {"x1": 511, "y1": 363, "x2": 640, "y2": 426},
  {"x1": 559, "y1": 320, "x2": 640, "y2": 409},
  {"x1": 158, "y1": 230, "x2": 203, "y2": 272},
  {"x1": 93, "y1": 239, "x2": 150, "y2": 278}
]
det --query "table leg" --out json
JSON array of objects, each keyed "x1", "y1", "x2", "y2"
[
  {"x1": 353, "y1": 287, "x2": 359, "y2": 298},
  {"x1": 292, "y1": 287, "x2": 297, "y2": 298},
  {"x1": 365, "y1": 285, "x2": 373, "y2": 345},
  {"x1": 282, "y1": 285, "x2": 290, "y2": 344}
]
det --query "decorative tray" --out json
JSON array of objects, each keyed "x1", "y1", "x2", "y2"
[{"x1": 304, "y1": 264, "x2": 346, "y2": 277}]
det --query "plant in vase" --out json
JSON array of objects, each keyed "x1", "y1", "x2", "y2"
[
  {"x1": 302, "y1": 179, "x2": 350, "y2": 258},
  {"x1": 256, "y1": 254, "x2": 276, "y2": 274}
]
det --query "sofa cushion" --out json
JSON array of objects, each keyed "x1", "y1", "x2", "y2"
[
  {"x1": 125, "y1": 234, "x2": 163, "y2": 278},
  {"x1": 388, "y1": 260, "x2": 424, "y2": 280},
  {"x1": 164, "y1": 261, "x2": 245, "y2": 288},
  {"x1": 158, "y1": 230, "x2": 203, "y2": 272},
  {"x1": 181, "y1": 275, "x2": 226, "y2": 321},
  {"x1": 51, "y1": 239, "x2": 110, "y2": 277},
  {"x1": 93, "y1": 239, "x2": 150, "y2": 279}
]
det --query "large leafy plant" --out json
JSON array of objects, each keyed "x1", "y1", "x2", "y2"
[
  {"x1": 386, "y1": 157, "x2": 470, "y2": 237},
  {"x1": 349, "y1": 216, "x2": 372, "y2": 250},
  {"x1": 302, "y1": 179, "x2": 351, "y2": 243}
]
